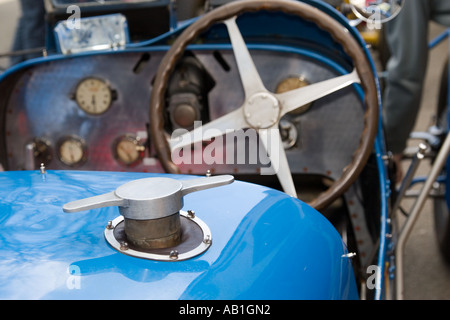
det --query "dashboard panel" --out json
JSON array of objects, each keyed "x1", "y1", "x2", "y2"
[
  {"x1": 4, "y1": 52, "x2": 164, "y2": 172},
  {"x1": 2, "y1": 47, "x2": 364, "y2": 185}
]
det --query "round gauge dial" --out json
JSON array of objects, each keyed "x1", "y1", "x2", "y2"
[
  {"x1": 58, "y1": 136, "x2": 87, "y2": 167},
  {"x1": 113, "y1": 135, "x2": 145, "y2": 166},
  {"x1": 275, "y1": 76, "x2": 312, "y2": 114},
  {"x1": 75, "y1": 77, "x2": 113, "y2": 115}
]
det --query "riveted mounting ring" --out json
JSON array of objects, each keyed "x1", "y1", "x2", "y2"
[{"x1": 104, "y1": 210, "x2": 212, "y2": 261}]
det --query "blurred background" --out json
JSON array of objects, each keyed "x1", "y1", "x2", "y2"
[{"x1": 0, "y1": 0, "x2": 19, "y2": 70}]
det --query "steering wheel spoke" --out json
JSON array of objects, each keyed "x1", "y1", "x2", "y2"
[
  {"x1": 169, "y1": 107, "x2": 247, "y2": 151},
  {"x1": 224, "y1": 16, "x2": 267, "y2": 97},
  {"x1": 258, "y1": 128, "x2": 297, "y2": 197},
  {"x1": 276, "y1": 69, "x2": 360, "y2": 116}
]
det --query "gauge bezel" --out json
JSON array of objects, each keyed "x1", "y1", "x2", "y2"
[
  {"x1": 74, "y1": 77, "x2": 114, "y2": 115},
  {"x1": 57, "y1": 135, "x2": 88, "y2": 167},
  {"x1": 275, "y1": 75, "x2": 312, "y2": 115},
  {"x1": 112, "y1": 134, "x2": 145, "y2": 167}
]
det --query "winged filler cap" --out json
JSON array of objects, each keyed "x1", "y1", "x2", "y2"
[
  {"x1": 63, "y1": 175, "x2": 234, "y2": 219},
  {"x1": 63, "y1": 175, "x2": 234, "y2": 252}
]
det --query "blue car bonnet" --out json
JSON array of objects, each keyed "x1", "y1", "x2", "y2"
[{"x1": 0, "y1": 170, "x2": 358, "y2": 299}]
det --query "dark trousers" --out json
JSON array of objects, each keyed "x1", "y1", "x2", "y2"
[{"x1": 11, "y1": 0, "x2": 46, "y2": 65}]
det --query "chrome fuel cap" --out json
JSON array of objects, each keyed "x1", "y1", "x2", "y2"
[{"x1": 63, "y1": 174, "x2": 234, "y2": 261}]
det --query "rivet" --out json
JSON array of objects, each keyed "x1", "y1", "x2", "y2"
[
  {"x1": 187, "y1": 210, "x2": 195, "y2": 219},
  {"x1": 120, "y1": 242, "x2": 128, "y2": 251},
  {"x1": 206, "y1": 169, "x2": 211, "y2": 177},
  {"x1": 169, "y1": 250, "x2": 179, "y2": 260},
  {"x1": 203, "y1": 235, "x2": 212, "y2": 245},
  {"x1": 40, "y1": 163, "x2": 46, "y2": 174},
  {"x1": 106, "y1": 221, "x2": 113, "y2": 230}
]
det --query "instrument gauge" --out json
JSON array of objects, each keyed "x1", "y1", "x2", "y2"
[
  {"x1": 75, "y1": 77, "x2": 113, "y2": 115},
  {"x1": 275, "y1": 76, "x2": 312, "y2": 114},
  {"x1": 57, "y1": 136, "x2": 87, "y2": 167},
  {"x1": 113, "y1": 134, "x2": 145, "y2": 167}
]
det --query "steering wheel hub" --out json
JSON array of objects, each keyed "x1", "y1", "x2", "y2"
[{"x1": 243, "y1": 92, "x2": 280, "y2": 129}]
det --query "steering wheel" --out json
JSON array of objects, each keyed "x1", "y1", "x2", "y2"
[{"x1": 150, "y1": 0, "x2": 379, "y2": 211}]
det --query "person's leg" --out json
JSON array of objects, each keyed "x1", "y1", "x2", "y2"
[
  {"x1": 10, "y1": 0, "x2": 46, "y2": 65},
  {"x1": 430, "y1": 0, "x2": 450, "y2": 26},
  {"x1": 383, "y1": 0, "x2": 431, "y2": 156},
  {"x1": 382, "y1": 0, "x2": 432, "y2": 182},
  {"x1": 383, "y1": 0, "x2": 450, "y2": 182}
]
